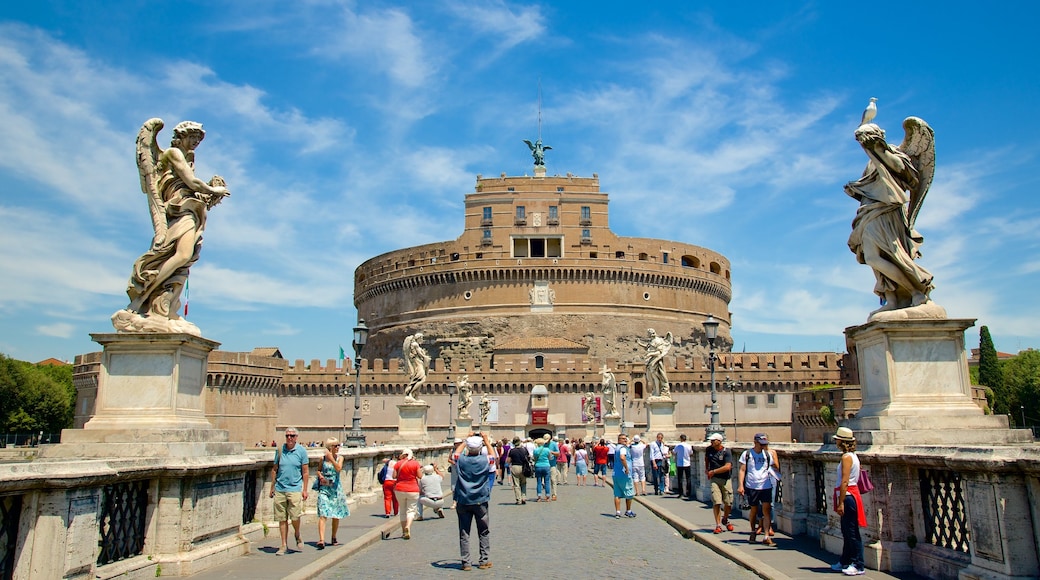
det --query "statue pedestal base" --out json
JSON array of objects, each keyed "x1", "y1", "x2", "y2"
[
  {"x1": 645, "y1": 397, "x2": 678, "y2": 439},
  {"x1": 845, "y1": 318, "x2": 1032, "y2": 445},
  {"x1": 456, "y1": 417, "x2": 473, "y2": 439},
  {"x1": 39, "y1": 332, "x2": 243, "y2": 459},
  {"x1": 391, "y1": 402, "x2": 431, "y2": 444},
  {"x1": 585, "y1": 423, "x2": 597, "y2": 441},
  {"x1": 602, "y1": 415, "x2": 621, "y2": 441}
]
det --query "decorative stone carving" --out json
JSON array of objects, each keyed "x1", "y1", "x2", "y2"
[
  {"x1": 402, "y1": 332, "x2": 430, "y2": 403},
  {"x1": 639, "y1": 328, "x2": 672, "y2": 398},
  {"x1": 583, "y1": 391, "x2": 597, "y2": 424},
  {"x1": 844, "y1": 109, "x2": 945, "y2": 322},
  {"x1": 479, "y1": 393, "x2": 490, "y2": 424},
  {"x1": 523, "y1": 138, "x2": 551, "y2": 166},
  {"x1": 112, "y1": 119, "x2": 230, "y2": 335}
]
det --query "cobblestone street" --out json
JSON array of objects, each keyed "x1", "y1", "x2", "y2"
[{"x1": 317, "y1": 481, "x2": 759, "y2": 578}]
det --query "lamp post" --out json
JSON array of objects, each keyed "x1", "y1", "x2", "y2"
[
  {"x1": 618, "y1": 380, "x2": 629, "y2": 434},
  {"x1": 1022, "y1": 405, "x2": 1027, "y2": 429},
  {"x1": 725, "y1": 374, "x2": 742, "y2": 441},
  {"x1": 703, "y1": 314, "x2": 725, "y2": 441},
  {"x1": 447, "y1": 381, "x2": 457, "y2": 443},
  {"x1": 344, "y1": 319, "x2": 368, "y2": 448}
]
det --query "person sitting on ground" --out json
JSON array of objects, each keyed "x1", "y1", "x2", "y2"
[{"x1": 417, "y1": 464, "x2": 447, "y2": 521}]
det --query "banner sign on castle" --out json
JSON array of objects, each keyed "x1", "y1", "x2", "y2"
[{"x1": 531, "y1": 409, "x2": 548, "y2": 425}]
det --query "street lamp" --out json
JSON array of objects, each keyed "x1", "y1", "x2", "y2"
[
  {"x1": 447, "y1": 381, "x2": 458, "y2": 443},
  {"x1": 725, "y1": 374, "x2": 742, "y2": 441},
  {"x1": 344, "y1": 319, "x2": 368, "y2": 448},
  {"x1": 1022, "y1": 405, "x2": 1027, "y2": 429},
  {"x1": 703, "y1": 314, "x2": 725, "y2": 441},
  {"x1": 618, "y1": 380, "x2": 629, "y2": 434}
]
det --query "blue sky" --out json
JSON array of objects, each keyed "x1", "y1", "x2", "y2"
[{"x1": 1, "y1": 1, "x2": 1038, "y2": 363}]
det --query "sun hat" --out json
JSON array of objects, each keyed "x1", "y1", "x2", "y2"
[
  {"x1": 400, "y1": 448, "x2": 413, "y2": 458},
  {"x1": 423, "y1": 464, "x2": 434, "y2": 474},
  {"x1": 708, "y1": 433, "x2": 724, "y2": 441},
  {"x1": 833, "y1": 427, "x2": 856, "y2": 441},
  {"x1": 466, "y1": 436, "x2": 483, "y2": 450},
  {"x1": 754, "y1": 433, "x2": 769, "y2": 444}
]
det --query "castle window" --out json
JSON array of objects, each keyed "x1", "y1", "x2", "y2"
[
  {"x1": 547, "y1": 206, "x2": 558, "y2": 225},
  {"x1": 710, "y1": 261, "x2": 722, "y2": 275},
  {"x1": 662, "y1": 252, "x2": 669, "y2": 264},
  {"x1": 507, "y1": 187, "x2": 515, "y2": 192},
  {"x1": 746, "y1": 395, "x2": 757, "y2": 407},
  {"x1": 581, "y1": 229, "x2": 591, "y2": 245},
  {"x1": 483, "y1": 229, "x2": 492, "y2": 239},
  {"x1": 615, "y1": 251, "x2": 625, "y2": 259},
  {"x1": 556, "y1": 187, "x2": 564, "y2": 192},
  {"x1": 682, "y1": 255, "x2": 700, "y2": 268},
  {"x1": 535, "y1": 355, "x2": 544, "y2": 369},
  {"x1": 580, "y1": 206, "x2": 591, "y2": 226},
  {"x1": 638, "y1": 253, "x2": 649, "y2": 261},
  {"x1": 767, "y1": 393, "x2": 777, "y2": 407},
  {"x1": 482, "y1": 206, "x2": 492, "y2": 226},
  {"x1": 516, "y1": 206, "x2": 526, "y2": 218},
  {"x1": 590, "y1": 252, "x2": 598, "y2": 258}
]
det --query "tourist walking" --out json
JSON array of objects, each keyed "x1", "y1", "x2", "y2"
[
  {"x1": 833, "y1": 427, "x2": 867, "y2": 575},
  {"x1": 705, "y1": 433, "x2": 734, "y2": 533},
  {"x1": 612, "y1": 433, "x2": 636, "y2": 519},
  {"x1": 531, "y1": 434, "x2": 555, "y2": 501},
  {"x1": 315, "y1": 438, "x2": 348, "y2": 549},
  {"x1": 548, "y1": 435, "x2": 561, "y2": 500},
  {"x1": 507, "y1": 437, "x2": 531, "y2": 503},
  {"x1": 454, "y1": 434, "x2": 493, "y2": 570},
  {"x1": 629, "y1": 435, "x2": 647, "y2": 495},
  {"x1": 573, "y1": 442, "x2": 589, "y2": 486},
  {"x1": 269, "y1": 427, "x2": 309, "y2": 556},
  {"x1": 592, "y1": 439, "x2": 609, "y2": 486},
  {"x1": 673, "y1": 433, "x2": 692, "y2": 498},
  {"x1": 417, "y1": 464, "x2": 447, "y2": 520},
  {"x1": 558, "y1": 438, "x2": 572, "y2": 484},
  {"x1": 380, "y1": 455, "x2": 399, "y2": 518},
  {"x1": 738, "y1": 433, "x2": 780, "y2": 546},
  {"x1": 393, "y1": 449, "x2": 422, "y2": 540}
]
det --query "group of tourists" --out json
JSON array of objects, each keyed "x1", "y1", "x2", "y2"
[{"x1": 269, "y1": 425, "x2": 867, "y2": 575}]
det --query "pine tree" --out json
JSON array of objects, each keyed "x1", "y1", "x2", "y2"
[{"x1": 978, "y1": 326, "x2": 1007, "y2": 415}]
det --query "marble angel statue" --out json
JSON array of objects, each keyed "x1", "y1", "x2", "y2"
[
  {"x1": 600, "y1": 366, "x2": 618, "y2": 416},
  {"x1": 112, "y1": 119, "x2": 229, "y2": 334},
  {"x1": 639, "y1": 329, "x2": 673, "y2": 398},
  {"x1": 457, "y1": 375, "x2": 472, "y2": 420},
  {"x1": 845, "y1": 111, "x2": 943, "y2": 321},
  {"x1": 403, "y1": 332, "x2": 431, "y2": 402}
]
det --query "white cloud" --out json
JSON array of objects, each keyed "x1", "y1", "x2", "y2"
[{"x1": 36, "y1": 323, "x2": 75, "y2": 338}]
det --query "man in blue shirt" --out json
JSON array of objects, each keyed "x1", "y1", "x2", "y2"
[
  {"x1": 454, "y1": 433, "x2": 493, "y2": 570},
  {"x1": 613, "y1": 433, "x2": 636, "y2": 518},
  {"x1": 269, "y1": 427, "x2": 309, "y2": 555}
]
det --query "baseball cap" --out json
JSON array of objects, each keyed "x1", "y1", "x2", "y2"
[
  {"x1": 632, "y1": 435, "x2": 640, "y2": 442},
  {"x1": 466, "y1": 436, "x2": 483, "y2": 450},
  {"x1": 754, "y1": 433, "x2": 769, "y2": 444},
  {"x1": 708, "y1": 433, "x2": 723, "y2": 441}
]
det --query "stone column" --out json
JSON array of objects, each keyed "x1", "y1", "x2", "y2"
[{"x1": 776, "y1": 454, "x2": 810, "y2": 536}]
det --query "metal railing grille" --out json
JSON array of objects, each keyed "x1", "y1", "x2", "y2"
[
  {"x1": 242, "y1": 471, "x2": 258, "y2": 524},
  {"x1": 812, "y1": 460, "x2": 828, "y2": 514},
  {"x1": 97, "y1": 480, "x2": 148, "y2": 565},
  {"x1": 0, "y1": 495, "x2": 22, "y2": 580},
  {"x1": 919, "y1": 468, "x2": 970, "y2": 553}
]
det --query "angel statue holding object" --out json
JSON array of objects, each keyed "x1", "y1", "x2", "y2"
[
  {"x1": 112, "y1": 119, "x2": 229, "y2": 334},
  {"x1": 600, "y1": 366, "x2": 618, "y2": 417},
  {"x1": 457, "y1": 375, "x2": 472, "y2": 420},
  {"x1": 403, "y1": 333, "x2": 431, "y2": 403},
  {"x1": 845, "y1": 109, "x2": 944, "y2": 321},
  {"x1": 639, "y1": 328, "x2": 673, "y2": 398},
  {"x1": 479, "y1": 393, "x2": 491, "y2": 424}
]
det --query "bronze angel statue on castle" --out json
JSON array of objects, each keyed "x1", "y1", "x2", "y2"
[
  {"x1": 845, "y1": 99, "x2": 945, "y2": 322},
  {"x1": 112, "y1": 119, "x2": 230, "y2": 334}
]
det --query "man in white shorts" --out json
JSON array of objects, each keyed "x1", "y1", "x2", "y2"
[{"x1": 629, "y1": 435, "x2": 647, "y2": 496}]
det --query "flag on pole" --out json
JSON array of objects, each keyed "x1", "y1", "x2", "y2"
[
  {"x1": 338, "y1": 345, "x2": 345, "y2": 361},
  {"x1": 183, "y1": 279, "x2": 189, "y2": 317}
]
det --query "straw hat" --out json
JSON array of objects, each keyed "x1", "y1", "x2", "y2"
[{"x1": 833, "y1": 427, "x2": 856, "y2": 441}]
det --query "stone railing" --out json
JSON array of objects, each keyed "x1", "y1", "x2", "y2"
[
  {"x1": 682, "y1": 442, "x2": 1040, "y2": 580},
  {"x1": 0, "y1": 443, "x2": 451, "y2": 579}
]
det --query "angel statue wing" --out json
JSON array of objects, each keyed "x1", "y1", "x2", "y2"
[
  {"x1": 664, "y1": 332, "x2": 673, "y2": 350},
  {"x1": 136, "y1": 118, "x2": 166, "y2": 245},
  {"x1": 898, "y1": 116, "x2": 935, "y2": 230},
  {"x1": 402, "y1": 334, "x2": 416, "y2": 375}
]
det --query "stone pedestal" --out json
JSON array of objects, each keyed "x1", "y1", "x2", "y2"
[
  {"x1": 844, "y1": 319, "x2": 1032, "y2": 445},
  {"x1": 456, "y1": 417, "x2": 473, "y2": 438},
  {"x1": 392, "y1": 402, "x2": 431, "y2": 444},
  {"x1": 602, "y1": 415, "x2": 621, "y2": 441},
  {"x1": 585, "y1": 423, "x2": 597, "y2": 441},
  {"x1": 645, "y1": 397, "x2": 678, "y2": 438},
  {"x1": 39, "y1": 333, "x2": 242, "y2": 459}
]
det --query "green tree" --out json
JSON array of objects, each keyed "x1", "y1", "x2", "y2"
[
  {"x1": 1002, "y1": 349, "x2": 1040, "y2": 429},
  {"x1": 977, "y1": 326, "x2": 1007, "y2": 414},
  {"x1": 0, "y1": 354, "x2": 75, "y2": 434}
]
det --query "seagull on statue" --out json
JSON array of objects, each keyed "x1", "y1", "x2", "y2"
[{"x1": 860, "y1": 97, "x2": 878, "y2": 125}]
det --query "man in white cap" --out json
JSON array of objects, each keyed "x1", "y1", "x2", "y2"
[
  {"x1": 453, "y1": 432, "x2": 493, "y2": 570},
  {"x1": 417, "y1": 464, "x2": 447, "y2": 520},
  {"x1": 738, "y1": 433, "x2": 780, "y2": 545},
  {"x1": 705, "y1": 433, "x2": 734, "y2": 533}
]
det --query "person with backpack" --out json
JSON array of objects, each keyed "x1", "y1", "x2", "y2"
[
  {"x1": 379, "y1": 455, "x2": 399, "y2": 518},
  {"x1": 738, "y1": 433, "x2": 780, "y2": 546},
  {"x1": 507, "y1": 436, "x2": 531, "y2": 504}
]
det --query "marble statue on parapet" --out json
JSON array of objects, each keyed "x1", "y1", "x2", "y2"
[
  {"x1": 638, "y1": 329, "x2": 673, "y2": 398},
  {"x1": 112, "y1": 119, "x2": 230, "y2": 335},
  {"x1": 403, "y1": 332, "x2": 431, "y2": 403},
  {"x1": 600, "y1": 366, "x2": 618, "y2": 417},
  {"x1": 583, "y1": 392, "x2": 597, "y2": 423},
  {"x1": 479, "y1": 393, "x2": 490, "y2": 424},
  {"x1": 457, "y1": 375, "x2": 472, "y2": 420},
  {"x1": 523, "y1": 138, "x2": 552, "y2": 166},
  {"x1": 845, "y1": 100, "x2": 945, "y2": 322}
]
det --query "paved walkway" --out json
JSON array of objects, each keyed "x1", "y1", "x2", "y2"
[{"x1": 189, "y1": 478, "x2": 927, "y2": 580}]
